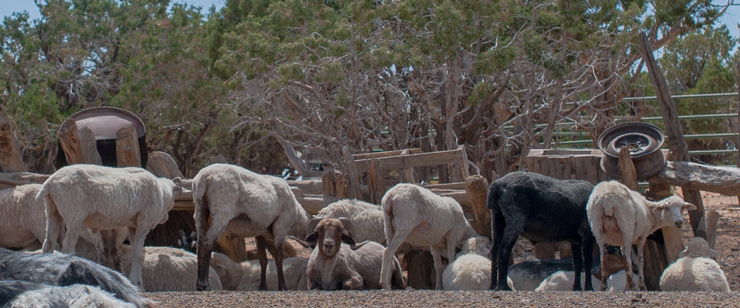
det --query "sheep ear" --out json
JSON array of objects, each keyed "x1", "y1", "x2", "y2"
[
  {"x1": 341, "y1": 233, "x2": 356, "y2": 246},
  {"x1": 651, "y1": 205, "x2": 666, "y2": 213},
  {"x1": 307, "y1": 217, "x2": 323, "y2": 233},
  {"x1": 708, "y1": 248, "x2": 719, "y2": 259},
  {"x1": 290, "y1": 235, "x2": 312, "y2": 248},
  {"x1": 339, "y1": 217, "x2": 355, "y2": 238},
  {"x1": 683, "y1": 202, "x2": 697, "y2": 211},
  {"x1": 304, "y1": 232, "x2": 319, "y2": 247}
]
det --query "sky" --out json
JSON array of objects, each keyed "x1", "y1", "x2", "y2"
[{"x1": 0, "y1": 0, "x2": 738, "y2": 43}]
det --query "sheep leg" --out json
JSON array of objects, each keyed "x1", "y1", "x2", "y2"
[
  {"x1": 255, "y1": 235, "x2": 269, "y2": 291},
  {"x1": 272, "y1": 235, "x2": 288, "y2": 291},
  {"x1": 622, "y1": 242, "x2": 634, "y2": 291},
  {"x1": 636, "y1": 237, "x2": 647, "y2": 291},
  {"x1": 127, "y1": 226, "x2": 148, "y2": 291},
  {"x1": 571, "y1": 243, "x2": 584, "y2": 291},
  {"x1": 598, "y1": 241, "x2": 609, "y2": 291},
  {"x1": 100, "y1": 229, "x2": 121, "y2": 272},
  {"x1": 490, "y1": 210, "x2": 505, "y2": 290},
  {"x1": 381, "y1": 228, "x2": 412, "y2": 290},
  {"x1": 61, "y1": 220, "x2": 82, "y2": 255},
  {"x1": 430, "y1": 246, "x2": 444, "y2": 290},
  {"x1": 495, "y1": 219, "x2": 522, "y2": 290},
  {"x1": 583, "y1": 237, "x2": 595, "y2": 291},
  {"x1": 42, "y1": 198, "x2": 63, "y2": 253}
]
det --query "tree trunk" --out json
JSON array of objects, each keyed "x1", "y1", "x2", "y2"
[
  {"x1": 0, "y1": 107, "x2": 27, "y2": 172},
  {"x1": 146, "y1": 151, "x2": 185, "y2": 179}
]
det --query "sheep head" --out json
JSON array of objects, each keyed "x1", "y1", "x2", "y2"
[
  {"x1": 651, "y1": 196, "x2": 696, "y2": 229},
  {"x1": 304, "y1": 217, "x2": 357, "y2": 257},
  {"x1": 679, "y1": 237, "x2": 719, "y2": 259}
]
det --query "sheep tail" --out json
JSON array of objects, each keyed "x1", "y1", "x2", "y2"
[{"x1": 34, "y1": 185, "x2": 48, "y2": 204}]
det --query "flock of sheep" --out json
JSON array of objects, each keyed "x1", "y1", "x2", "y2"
[{"x1": 0, "y1": 162, "x2": 732, "y2": 307}]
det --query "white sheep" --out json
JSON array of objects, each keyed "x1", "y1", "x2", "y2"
[
  {"x1": 380, "y1": 183, "x2": 477, "y2": 290},
  {"x1": 210, "y1": 252, "x2": 307, "y2": 290},
  {"x1": 606, "y1": 270, "x2": 640, "y2": 292},
  {"x1": 38, "y1": 164, "x2": 183, "y2": 291},
  {"x1": 301, "y1": 217, "x2": 406, "y2": 290},
  {"x1": 659, "y1": 237, "x2": 730, "y2": 292},
  {"x1": 442, "y1": 237, "x2": 492, "y2": 291},
  {"x1": 193, "y1": 163, "x2": 312, "y2": 291},
  {"x1": 534, "y1": 270, "x2": 603, "y2": 291},
  {"x1": 316, "y1": 199, "x2": 385, "y2": 244},
  {"x1": 587, "y1": 180, "x2": 695, "y2": 291},
  {"x1": 0, "y1": 184, "x2": 60, "y2": 250},
  {"x1": 118, "y1": 246, "x2": 223, "y2": 292},
  {"x1": 4, "y1": 283, "x2": 136, "y2": 308}
]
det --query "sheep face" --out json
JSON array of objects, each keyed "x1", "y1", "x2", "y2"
[
  {"x1": 305, "y1": 217, "x2": 356, "y2": 258},
  {"x1": 652, "y1": 196, "x2": 696, "y2": 229}
]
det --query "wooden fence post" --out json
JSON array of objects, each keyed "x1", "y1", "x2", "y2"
[
  {"x1": 116, "y1": 126, "x2": 141, "y2": 167},
  {"x1": 638, "y1": 31, "x2": 705, "y2": 234}
]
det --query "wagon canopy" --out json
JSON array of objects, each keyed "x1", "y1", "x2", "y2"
[{"x1": 55, "y1": 107, "x2": 148, "y2": 169}]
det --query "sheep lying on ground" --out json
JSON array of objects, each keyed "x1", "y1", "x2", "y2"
[
  {"x1": 606, "y1": 270, "x2": 640, "y2": 291},
  {"x1": 487, "y1": 172, "x2": 596, "y2": 291},
  {"x1": 1, "y1": 280, "x2": 135, "y2": 308},
  {"x1": 193, "y1": 164, "x2": 312, "y2": 291},
  {"x1": 0, "y1": 184, "x2": 61, "y2": 250},
  {"x1": 507, "y1": 247, "x2": 627, "y2": 291},
  {"x1": 659, "y1": 237, "x2": 730, "y2": 292},
  {"x1": 39, "y1": 164, "x2": 183, "y2": 291},
  {"x1": 587, "y1": 180, "x2": 695, "y2": 291},
  {"x1": 0, "y1": 247, "x2": 155, "y2": 307},
  {"x1": 119, "y1": 246, "x2": 223, "y2": 292},
  {"x1": 300, "y1": 217, "x2": 406, "y2": 290},
  {"x1": 316, "y1": 199, "x2": 385, "y2": 244},
  {"x1": 442, "y1": 237, "x2": 492, "y2": 290},
  {"x1": 535, "y1": 271, "x2": 603, "y2": 291},
  {"x1": 210, "y1": 252, "x2": 307, "y2": 290},
  {"x1": 381, "y1": 184, "x2": 476, "y2": 290}
]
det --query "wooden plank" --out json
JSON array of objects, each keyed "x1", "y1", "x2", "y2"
[
  {"x1": 374, "y1": 160, "x2": 386, "y2": 203},
  {"x1": 287, "y1": 179, "x2": 323, "y2": 195},
  {"x1": 341, "y1": 146, "x2": 361, "y2": 200},
  {"x1": 459, "y1": 145, "x2": 471, "y2": 179},
  {"x1": 217, "y1": 233, "x2": 249, "y2": 263},
  {"x1": 146, "y1": 151, "x2": 184, "y2": 179},
  {"x1": 78, "y1": 126, "x2": 102, "y2": 165},
  {"x1": 400, "y1": 149, "x2": 416, "y2": 184},
  {"x1": 0, "y1": 107, "x2": 26, "y2": 172},
  {"x1": 322, "y1": 170, "x2": 338, "y2": 198},
  {"x1": 369, "y1": 157, "x2": 377, "y2": 204},
  {"x1": 464, "y1": 175, "x2": 490, "y2": 237},
  {"x1": 354, "y1": 147, "x2": 465, "y2": 173},
  {"x1": 422, "y1": 182, "x2": 467, "y2": 190},
  {"x1": 639, "y1": 31, "x2": 704, "y2": 233},
  {"x1": 116, "y1": 126, "x2": 141, "y2": 167},
  {"x1": 534, "y1": 242, "x2": 558, "y2": 261},
  {"x1": 696, "y1": 210, "x2": 720, "y2": 249},
  {"x1": 58, "y1": 120, "x2": 85, "y2": 165},
  {"x1": 352, "y1": 148, "x2": 422, "y2": 160},
  {"x1": 618, "y1": 147, "x2": 638, "y2": 190},
  {"x1": 662, "y1": 226, "x2": 685, "y2": 264}
]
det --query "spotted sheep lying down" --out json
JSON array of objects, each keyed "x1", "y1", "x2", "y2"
[{"x1": 294, "y1": 217, "x2": 406, "y2": 290}]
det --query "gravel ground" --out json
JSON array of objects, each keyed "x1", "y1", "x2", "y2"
[{"x1": 145, "y1": 290, "x2": 740, "y2": 307}]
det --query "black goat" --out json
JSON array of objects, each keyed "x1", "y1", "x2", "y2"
[{"x1": 487, "y1": 171, "x2": 595, "y2": 291}]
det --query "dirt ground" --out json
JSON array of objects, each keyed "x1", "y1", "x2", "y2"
[{"x1": 145, "y1": 191, "x2": 740, "y2": 307}]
